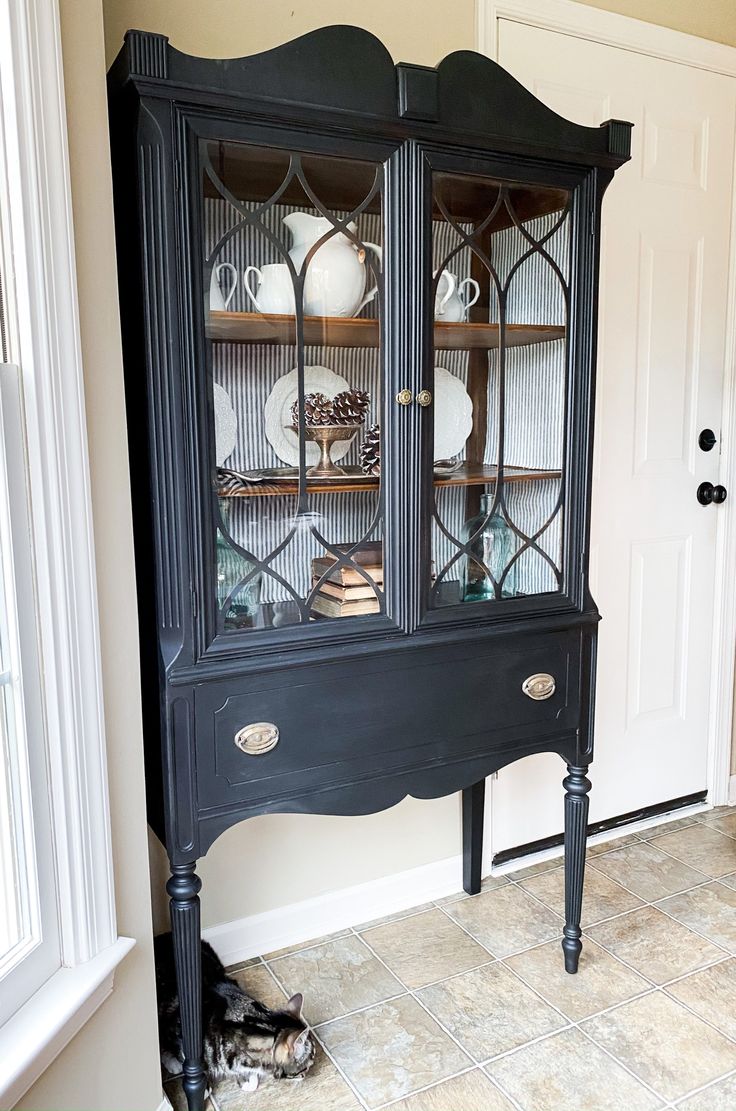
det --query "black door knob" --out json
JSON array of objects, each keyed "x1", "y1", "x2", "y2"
[
  {"x1": 697, "y1": 482, "x2": 728, "y2": 505},
  {"x1": 699, "y1": 428, "x2": 717, "y2": 452}
]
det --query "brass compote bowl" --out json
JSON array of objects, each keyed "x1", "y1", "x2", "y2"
[{"x1": 289, "y1": 424, "x2": 362, "y2": 478}]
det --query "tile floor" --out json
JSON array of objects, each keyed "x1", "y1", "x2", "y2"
[{"x1": 165, "y1": 806, "x2": 736, "y2": 1111}]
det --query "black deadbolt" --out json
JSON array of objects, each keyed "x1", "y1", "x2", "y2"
[
  {"x1": 699, "y1": 428, "x2": 717, "y2": 452},
  {"x1": 697, "y1": 482, "x2": 728, "y2": 505}
]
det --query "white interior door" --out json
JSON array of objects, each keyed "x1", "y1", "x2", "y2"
[{"x1": 490, "y1": 18, "x2": 736, "y2": 854}]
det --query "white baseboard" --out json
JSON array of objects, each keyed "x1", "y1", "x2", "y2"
[
  {"x1": 203, "y1": 854, "x2": 463, "y2": 966},
  {"x1": 729, "y1": 775, "x2": 736, "y2": 805}
]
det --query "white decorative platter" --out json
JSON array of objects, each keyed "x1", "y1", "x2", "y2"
[
  {"x1": 434, "y1": 366, "x2": 473, "y2": 460},
  {"x1": 264, "y1": 365, "x2": 354, "y2": 467},
  {"x1": 214, "y1": 382, "x2": 237, "y2": 465}
]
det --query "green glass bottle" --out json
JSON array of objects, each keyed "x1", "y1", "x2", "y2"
[{"x1": 462, "y1": 493, "x2": 519, "y2": 602}]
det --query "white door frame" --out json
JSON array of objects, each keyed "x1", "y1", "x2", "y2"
[{"x1": 476, "y1": 0, "x2": 736, "y2": 867}]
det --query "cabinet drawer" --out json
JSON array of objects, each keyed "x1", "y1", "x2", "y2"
[{"x1": 194, "y1": 632, "x2": 581, "y2": 811}]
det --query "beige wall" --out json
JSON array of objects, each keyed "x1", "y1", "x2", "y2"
[
  {"x1": 101, "y1": 0, "x2": 736, "y2": 66},
  {"x1": 16, "y1": 2, "x2": 163, "y2": 1109}
]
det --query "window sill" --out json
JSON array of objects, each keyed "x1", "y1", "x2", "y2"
[{"x1": 0, "y1": 936, "x2": 135, "y2": 1108}]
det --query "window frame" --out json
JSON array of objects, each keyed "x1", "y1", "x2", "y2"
[{"x1": 0, "y1": 0, "x2": 134, "y2": 1103}]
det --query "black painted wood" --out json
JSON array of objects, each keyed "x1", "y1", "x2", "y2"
[
  {"x1": 167, "y1": 863, "x2": 206, "y2": 1110},
  {"x1": 107, "y1": 29, "x2": 630, "y2": 1101},
  {"x1": 562, "y1": 765, "x2": 592, "y2": 974},
  {"x1": 463, "y1": 781, "x2": 485, "y2": 895}
]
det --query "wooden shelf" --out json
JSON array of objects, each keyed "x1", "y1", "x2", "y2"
[
  {"x1": 218, "y1": 464, "x2": 561, "y2": 498},
  {"x1": 207, "y1": 311, "x2": 565, "y2": 350},
  {"x1": 203, "y1": 143, "x2": 568, "y2": 228}
]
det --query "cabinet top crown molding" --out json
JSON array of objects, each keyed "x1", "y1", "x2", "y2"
[{"x1": 109, "y1": 25, "x2": 631, "y2": 168}]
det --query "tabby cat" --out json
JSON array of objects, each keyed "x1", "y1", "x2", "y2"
[{"x1": 155, "y1": 933, "x2": 315, "y2": 1095}]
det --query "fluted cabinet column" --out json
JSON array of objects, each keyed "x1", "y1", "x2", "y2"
[
  {"x1": 167, "y1": 862, "x2": 206, "y2": 1111},
  {"x1": 562, "y1": 765, "x2": 591, "y2": 974}
]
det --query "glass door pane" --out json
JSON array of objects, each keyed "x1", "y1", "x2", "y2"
[
  {"x1": 199, "y1": 139, "x2": 388, "y2": 634},
  {"x1": 428, "y1": 170, "x2": 571, "y2": 610}
]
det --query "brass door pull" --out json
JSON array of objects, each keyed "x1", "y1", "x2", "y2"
[
  {"x1": 234, "y1": 722, "x2": 279, "y2": 755},
  {"x1": 521, "y1": 673, "x2": 556, "y2": 701},
  {"x1": 396, "y1": 388, "x2": 413, "y2": 406},
  {"x1": 416, "y1": 389, "x2": 432, "y2": 407}
]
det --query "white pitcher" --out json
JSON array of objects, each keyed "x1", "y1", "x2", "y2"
[
  {"x1": 434, "y1": 269, "x2": 480, "y2": 323},
  {"x1": 243, "y1": 264, "x2": 296, "y2": 315},
  {"x1": 209, "y1": 262, "x2": 238, "y2": 312},
  {"x1": 283, "y1": 212, "x2": 382, "y2": 318}
]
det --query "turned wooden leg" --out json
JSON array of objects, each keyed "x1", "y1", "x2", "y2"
[
  {"x1": 167, "y1": 862, "x2": 206, "y2": 1111},
  {"x1": 562, "y1": 765, "x2": 591, "y2": 974},
  {"x1": 462, "y1": 780, "x2": 485, "y2": 895}
]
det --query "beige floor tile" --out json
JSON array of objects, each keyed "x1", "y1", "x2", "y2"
[
  {"x1": 649, "y1": 824, "x2": 736, "y2": 878},
  {"x1": 717, "y1": 871, "x2": 736, "y2": 890},
  {"x1": 583, "y1": 991, "x2": 736, "y2": 1102},
  {"x1": 435, "y1": 874, "x2": 509, "y2": 906},
  {"x1": 487, "y1": 1027, "x2": 662, "y2": 1111},
  {"x1": 388, "y1": 1069, "x2": 516, "y2": 1111},
  {"x1": 231, "y1": 964, "x2": 287, "y2": 1010},
  {"x1": 703, "y1": 812, "x2": 736, "y2": 839},
  {"x1": 589, "y1": 905, "x2": 723, "y2": 984},
  {"x1": 507, "y1": 855, "x2": 563, "y2": 879},
  {"x1": 361, "y1": 908, "x2": 491, "y2": 989},
  {"x1": 591, "y1": 841, "x2": 709, "y2": 902},
  {"x1": 444, "y1": 883, "x2": 561, "y2": 958},
  {"x1": 226, "y1": 956, "x2": 261, "y2": 972},
  {"x1": 318, "y1": 995, "x2": 471, "y2": 1108},
  {"x1": 588, "y1": 832, "x2": 643, "y2": 857},
  {"x1": 355, "y1": 903, "x2": 435, "y2": 931},
  {"x1": 165, "y1": 1042, "x2": 362, "y2": 1111},
  {"x1": 657, "y1": 882, "x2": 736, "y2": 953},
  {"x1": 418, "y1": 961, "x2": 564, "y2": 1060},
  {"x1": 696, "y1": 805, "x2": 734, "y2": 823},
  {"x1": 666, "y1": 958, "x2": 736, "y2": 1039},
  {"x1": 505, "y1": 937, "x2": 649, "y2": 1021},
  {"x1": 677, "y1": 1073, "x2": 736, "y2": 1110},
  {"x1": 268, "y1": 935, "x2": 402, "y2": 1025},
  {"x1": 642, "y1": 814, "x2": 700, "y2": 837},
  {"x1": 519, "y1": 864, "x2": 643, "y2": 926},
  {"x1": 264, "y1": 929, "x2": 352, "y2": 960}
]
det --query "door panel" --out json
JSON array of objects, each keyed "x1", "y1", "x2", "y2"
[{"x1": 492, "y1": 19, "x2": 735, "y2": 853}]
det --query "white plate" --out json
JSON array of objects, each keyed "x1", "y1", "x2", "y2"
[
  {"x1": 264, "y1": 365, "x2": 354, "y2": 467},
  {"x1": 434, "y1": 366, "x2": 473, "y2": 460},
  {"x1": 214, "y1": 382, "x2": 237, "y2": 465}
]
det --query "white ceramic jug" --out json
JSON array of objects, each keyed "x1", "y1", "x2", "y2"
[
  {"x1": 243, "y1": 264, "x2": 296, "y2": 315},
  {"x1": 434, "y1": 269, "x2": 480, "y2": 323},
  {"x1": 209, "y1": 262, "x2": 238, "y2": 312},
  {"x1": 283, "y1": 212, "x2": 382, "y2": 317}
]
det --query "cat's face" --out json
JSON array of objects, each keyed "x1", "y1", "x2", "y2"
[{"x1": 272, "y1": 994, "x2": 316, "y2": 1080}]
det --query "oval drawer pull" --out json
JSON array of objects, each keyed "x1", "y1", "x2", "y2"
[
  {"x1": 522, "y1": 673, "x2": 556, "y2": 701},
  {"x1": 234, "y1": 722, "x2": 279, "y2": 755}
]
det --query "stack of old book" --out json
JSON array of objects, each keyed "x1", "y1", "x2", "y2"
[{"x1": 311, "y1": 543, "x2": 382, "y2": 618}]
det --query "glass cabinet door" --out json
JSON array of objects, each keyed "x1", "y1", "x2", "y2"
[
  {"x1": 197, "y1": 137, "x2": 391, "y2": 636},
  {"x1": 427, "y1": 167, "x2": 572, "y2": 612}
]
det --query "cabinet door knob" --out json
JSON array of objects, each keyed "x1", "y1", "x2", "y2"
[
  {"x1": 522, "y1": 673, "x2": 556, "y2": 701},
  {"x1": 234, "y1": 722, "x2": 279, "y2": 755},
  {"x1": 416, "y1": 389, "x2": 432, "y2": 407},
  {"x1": 396, "y1": 388, "x2": 413, "y2": 406}
]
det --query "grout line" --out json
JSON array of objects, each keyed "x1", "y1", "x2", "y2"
[
  {"x1": 266, "y1": 954, "x2": 373, "y2": 1111},
  {"x1": 670, "y1": 1065, "x2": 736, "y2": 1106},
  {"x1": 575, "y1": 1022, "x2": 675, "y2": 1106}
]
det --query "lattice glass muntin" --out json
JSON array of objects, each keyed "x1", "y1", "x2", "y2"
[
  {"x1": 200, "y1": 139, "x2": 386, "y2": 633},
  {"x1": 429, "y1": 169, "x2": 571, "y2": 609}
]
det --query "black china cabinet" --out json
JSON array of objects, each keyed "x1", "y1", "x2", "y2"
[{"x1": 108, "y1": 27, "x2": 630, "y2": 1110}]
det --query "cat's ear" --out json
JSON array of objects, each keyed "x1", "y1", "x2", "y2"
[{"x1": 284, "y1": 992, "x2": 303, "y2": 1020}]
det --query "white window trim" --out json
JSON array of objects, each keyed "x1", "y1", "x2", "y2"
[{"x1": 0, "y1": 0, "x2": 133, "y2": 1102}]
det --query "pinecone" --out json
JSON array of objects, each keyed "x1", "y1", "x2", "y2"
[
  {"x1": 359, "y1": 424, "x2": 381, "y2": 476},
  {"x1": 290, "y1": 392, "x2": 334, "y2": 427},
  {"x1": 332, "y1": 388, "x2": 370, "y2": 426}
]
